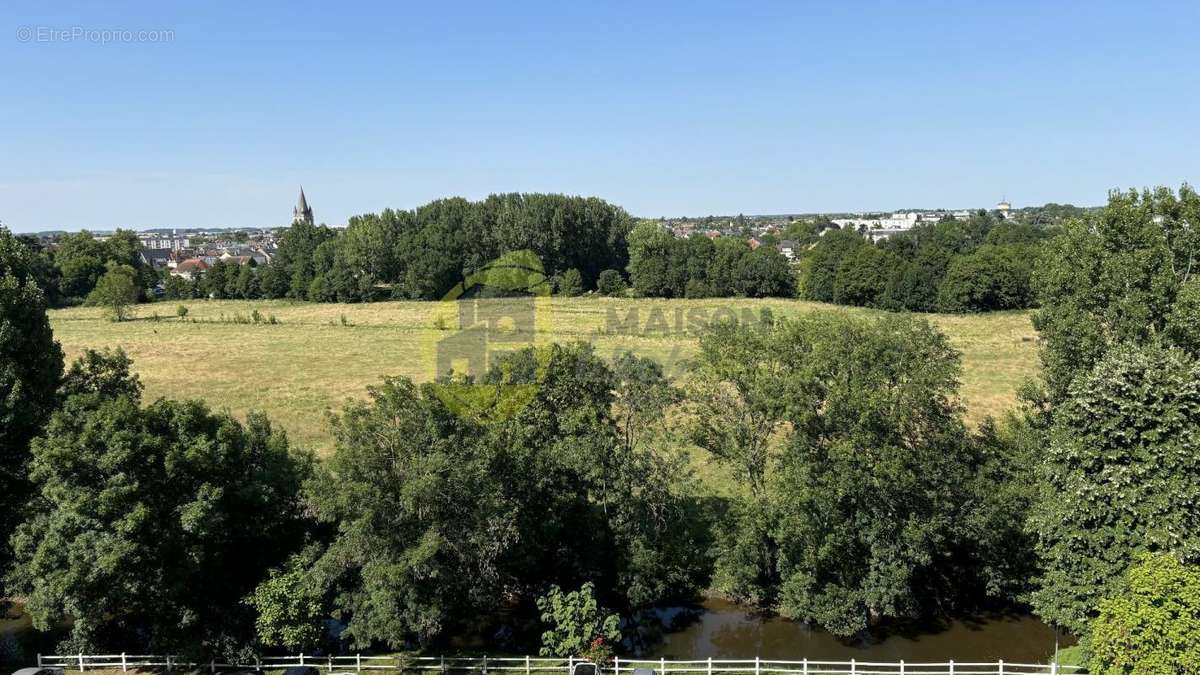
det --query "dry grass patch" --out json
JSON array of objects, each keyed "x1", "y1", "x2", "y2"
[{"x1": 48, "y1": 298, "x2": 1040, "y2": 455}]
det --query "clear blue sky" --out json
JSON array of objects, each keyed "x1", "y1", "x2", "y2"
[{"x1": 2, "y1": 1, "x2": 1197, "y2": 232}]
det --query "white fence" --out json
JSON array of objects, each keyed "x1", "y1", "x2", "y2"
[{"x1": 35, "y1": 655, "x2": 1086, "y2": 675}]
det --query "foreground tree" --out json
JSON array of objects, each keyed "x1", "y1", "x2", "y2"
[
  {"x1": 1033, "y1": 185, "x2": 1200, "y2": 403},
  {"x1": 689, "y1": 314, "x2": 1027, "y2": 634},
  {"x1": 1031, "y1": 344, "x2": 1200, "y2": 636},
  {"x1": 0, "y1": 232, "x2": 65, "y2": 593},
  {"x1": 308, "y1": 344, "x2": 704, "y2": 649},
  {"x1": 7, "y1": 356, "x2": 313, "y2": 655},
  {"x1": 306, "y1": 378, "x2": 514, "y2": 647},
  {"x1": 1090, "y1": 553, "x2": 1200, "y2": 674},
  {"x1": 771, "y1": 315, "x2": 997, "y2": 635}
]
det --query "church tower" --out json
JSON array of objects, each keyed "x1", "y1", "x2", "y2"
[{"x1": 293, "y1": 187, "x2": 314, "y2": 225}]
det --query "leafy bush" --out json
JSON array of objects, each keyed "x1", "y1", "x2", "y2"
[
  {"x1": 536, "y1": 582, "x2": 621, "y2": 661},
  {"x1": 1090, "y1": 553, "x2": 1200, "y2": 674}
]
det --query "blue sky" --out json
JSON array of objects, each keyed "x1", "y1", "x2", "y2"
[{"x1": 2, "y1": 1, "x2": 1197, "y2": 232}]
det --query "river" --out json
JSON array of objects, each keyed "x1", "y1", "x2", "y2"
[
  {"x1": 2, "y1": 599, "x2": 1068, "y2": 664},
  {"x1": 638, "y1": 599, "x2": 1068, "y2": 663}
]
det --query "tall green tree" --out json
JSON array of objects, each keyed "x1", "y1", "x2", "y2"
[
  {"x1": 86, "y1": 264, "x2": 139, "y2": 320},
  {"x1": 0, "y1": 231, "x2": 65, "y2": 593},
  {"x1": 1030, "y1": 344, "x2": 1200, "y2": 636},
  {"x1": 307, "y1": 377, "x2": 515, "y2": 647},
  {"x1": 7, "y1": 357, "x2": 313, "y2": 655},
  {"x1": 1033, "y1": 185, "x2": 1200, "y2": 403},
  {"x1": 771, "y1": 315, "x2": 983, "y2": 636}
]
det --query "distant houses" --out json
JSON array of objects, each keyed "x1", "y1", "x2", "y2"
[{"x1": 171, "y1": 259, "x2": 208, "y2": 280}]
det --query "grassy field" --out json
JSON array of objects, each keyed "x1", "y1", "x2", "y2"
[{"x1": 47, "y1": 297, "x2": 1040, "y2": 455}]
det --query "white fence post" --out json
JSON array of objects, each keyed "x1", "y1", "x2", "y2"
[
  {"x1": 357, "y1": 653, "x2": 362, "y2": 673},
  {"x1": 754, "y1": 657, "x2": 759, "y2": 675},
  {"x1": 613, "y1": 657, "x2": 619, "y2": 675},
  {"x1": 998, "y1": 659, "x2": 1004, "y2": 675},
  {"x1": 661, "y1": 657, "x2": 666, "y2": 675},
  {"x1": 483, "y1": 655, "x2": 489, "y2": 675},
  {"x1": 300, "y1": 654, "x2": 306, "y2": 666},
  {"x1": 78, "y1": 653, "x2": 85, "y2": 673},
  {"x1": 706, "y1": 657, "x2": 712, "y2": 675},
  {"x1": 121, "y1": 653, "x2": 128, "y2": 673},
  {"x1": 802, "y1": 658, "x2": 807, "y2": 675},
  {"x1": 568, "y1": 655, "x2": 574, "y2": 675},
  {"x1": 526, "y1": 655, "x2": 531, "y2": 675},
  {"x1": 210, "y1": 658, "x2": 215, "y2": 674},
  {"x1": 166, "y1": 655, "x2": 173, "y2": 672},
  {"x1": 850, "y1": 658, "x2": 855, "y2": 675},
  {"x1": 1051, "y1": 662, "x2": 1058, "y2": 675},
  {"x1": 948, "y1": 660, "x2": 954, "y2": 675},
  {"x1": 899, "y1": 660, "x2": 904, "y2": 675},
  {"x1": 37, "y1": 655, "x2": 42, "y2": 668}
]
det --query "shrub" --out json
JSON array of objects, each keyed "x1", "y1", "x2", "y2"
[{"x1": 597, "y1": 269, "x2": 626, "y2": 296}]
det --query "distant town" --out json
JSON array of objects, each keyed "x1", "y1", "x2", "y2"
[{"x1": 15, "y1": 190, "x2": 1094, "y2": 282}]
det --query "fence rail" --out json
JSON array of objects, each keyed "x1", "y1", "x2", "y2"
[{"x1": 36, "y1": 654, "x2": 1086, "y2": 675}]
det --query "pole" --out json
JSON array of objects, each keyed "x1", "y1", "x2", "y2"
[
  {"x1": 526, "y1": 655, "x2": 531, "y2": 675},
  {"x1": 802, "y1": 659, "x2": 807, "y2": 675},
  {"x1": 662, "y1": 657, "x2": 666, "y2": 675},
  {"x1": 753, "y1": 657, "x2": 759, "y2": 675},
  {"x1": 850, "y1": 658, "x2": 855, "y2": 675},
  {"x1": 706, "y1": 657, "x2": 712, "y2": 675},
  {"x1": 79, "y1": 653, "x2": 85, "y2": 673},
  {"x1": 999, "y1": 660, "x2": 1004, "y2": 675},
  {"x1": 358, "y1": 654, "x2": 363, "y2": 673},
  {"x1": 122, "y1": 653, "x2": 128, "y2": 673},
  {"x1": 483, "y1": 656, "x2": 488, "y2": 675},
  {"x1": 948, "y1": 660, "x2": 954, "y2": 675}
]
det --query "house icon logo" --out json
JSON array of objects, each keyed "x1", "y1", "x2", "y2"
[{"x1": 424, "y1": 250, "x2": 553, "y2": 421}]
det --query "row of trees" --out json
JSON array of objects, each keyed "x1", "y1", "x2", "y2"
[
  {"x1": 11, "y1": 229, "x2": 157, "y2": 307},
  {"x1": 626, "y1": 221, "x2": 795, "y2": 298},
  {"x1": 263, "y1": 193, "x2": 633, "y2": 302},
  {"x1": 799, "y1": 213, "x2": 1050, "y2": 312}
]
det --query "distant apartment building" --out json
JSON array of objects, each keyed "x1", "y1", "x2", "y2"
[
  {"x1": 831, "y1": 209, "x2": 975, "y2": 240},
  {"x1": 140, "y1": 234, "x2": 191, "y2": 250}
]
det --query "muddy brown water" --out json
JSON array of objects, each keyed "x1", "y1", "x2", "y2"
[
  {"x1": 640, "y1": 598, "x2": 1068, "y2": 663},
  {"x1": 3, "y1": 598, "x2": 1068, "y2": 664}
]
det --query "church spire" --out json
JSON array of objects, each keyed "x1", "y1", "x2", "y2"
[{"x1": 293, "y1": 186, "x2": 314, "y2": 225}]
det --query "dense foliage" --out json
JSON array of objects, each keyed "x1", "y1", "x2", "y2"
[
  {"x1": 304, "y1": 344, "x2": 705, "y2": 649},
  {"x1": 536, "y1": 583, "x2": 621, "y2": 662},
  {"x1": 6, "y1": 350, "x2": 313, "y2": 656},
  {"x1": 799, "y1": 213, "x2": 1048, "y2": 312},
  {"x1": 1032, "y1": 185, "x2": 1200, "y2": 404},
  {"x1": 687, "y1": 314, "x2": 1032, "y2": 635},
  {"x1": 1030, "y1": 344, "x2": 1200, "y2": 635},
  {"x1": 1089, "y1": 553, "x2": 1200, "y2": 674},
  {"x1": 0, "y1": 228, "x2": 65, "y2": 594},
  {"x1": 627, "y1": 221, "x2": 795, "y2": 298}
]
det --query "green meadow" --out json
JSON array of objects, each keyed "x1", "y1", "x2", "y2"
[{"x1": 48, "y1": 297, "x2": 1040, "y2": 455}]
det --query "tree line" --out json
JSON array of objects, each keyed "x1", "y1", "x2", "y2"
[
  {"x1": 798, "y1": 212, "x2": 1051, "y2": 312},
  {"x1": 3, "y1": 184, "x2": 1200, "y2": 670}
]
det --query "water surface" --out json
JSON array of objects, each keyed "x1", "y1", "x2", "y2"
[{"x1": 641, "y1": 599, "x2": 1067, "y2": 663}]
